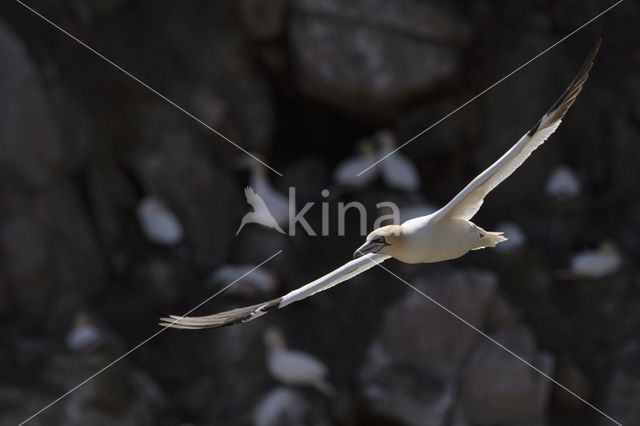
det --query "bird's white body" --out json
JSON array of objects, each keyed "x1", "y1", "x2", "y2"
[
  {"x1": 161, "y1": 40, "x2": 600, "y2": 330},
  {"x1": 546, "y1": 165, "x2": 582, "y2": 199},
  {"x1": 253, "y1": 387, "x2": 307, "y2": 426},
  {"x1": 266, "y1": 348, "x2": 328, "y2": 387},
  {"x1": 397, "y1": 216, "x2": 495, "y2": 264},
  {"x1": 570, "y1": 242, "x2": 622, "y2": 279},
  {"x1": 66, "y1": 313, "x2": 104, "y2": 352},
  {"x1": 334, "y1": 134, "x2": 421, "y2": 191},
  {"x1": 137, "y1": 195, "x2": 184, "y2": 246},
  {"x1": 333, "y1": 140, "x2": 378, "y2": 188},
  {"x1": 377, "y1": 130, "x2": 421, "y2": 192},
  {"x1": 263, "y1": 328, "x2": 333, "y2": 396}
]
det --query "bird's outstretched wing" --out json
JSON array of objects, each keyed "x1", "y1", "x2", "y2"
[
  {"x1": 160, "y1": 253, "x2": 390, "y2": 329},
  {"x1": 433, "y1": 39, "x2": 600, "y2": 221}
]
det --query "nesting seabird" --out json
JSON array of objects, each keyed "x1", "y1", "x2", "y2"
[{"x1": 137, "y1": 195, "x2": 184, "y2": 246}]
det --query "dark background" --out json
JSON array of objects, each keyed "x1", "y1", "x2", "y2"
[{"x1": 0, "y1": 0, "x2": 639, "y2": 425}]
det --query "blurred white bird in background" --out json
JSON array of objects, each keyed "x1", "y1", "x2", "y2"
[
  {"x1": 569, "y1": 240, "x2": 622, "y2": 279},
  {"x1": 207, "y1": 264, "x2": 278, "y2": 298},
  {"x1": 66, "y1": 312, "x2": 104, "y2": 353},
  {"x1": 162, "y1": 40, "x2": 600, "y2": 330},
  {"x1": 137, "y1": 195, "x2": 184, "y2": 246},
  {"x1": 333, "y1": 138, "x2": 378, "y2": 188},
  {"x1": 334, "y1": 131, "x2": 421, "y2": 192},
  {"x1": 253, "y1": 387, "x2": 308, "y2": 426},
  {"x1": 376, "y1": 129, "x2": 422, "y2": 192},
  {"x1": 546, "y1": 165, "x2": 582, "y2": 199},
  {"x1": 263, "y1": 327, "x2": 334, "y2": 397}
]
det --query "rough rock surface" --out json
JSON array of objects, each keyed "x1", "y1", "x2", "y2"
[
  {"x1": 460, "y1": 326, "x2": 554, "y2": 425},
  {"x1": 289, "y1": 0, "x2": 470, "y2": 116},
  {"x1": 380, "y1": 268, "x2": 497, "y2": 379},
  {"x1": 0, "y1": 19, "x2": 63, "y2": 190}
]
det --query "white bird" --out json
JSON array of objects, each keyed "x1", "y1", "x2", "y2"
[
  {"x1": 376, "y1": 129, "x2": 422, "y2": 192},
  {"x1": 546, "y1": 165, "x2": 582, "y2": 199},
  {"x1": 66, "y1": 312, "x2": 104, "y2": 352},
  {"x1": 570, "y1": 240, "x2": 622, "y2": 279},
  {"x1": 334, "y1": 133, "x2": 421, "y2": 191},
  {"x1": 263, "y1": 327, "x2": 334, "y2": 396},
  {"x1": 333, "y1": 138, "x2": 379, "y2": 188},
  {"x1": 208, "y1": 264, "x2": 278, "y2": 298},
  {"x1": 237, "y1": 186, "x2": 286, "y2": 235},
  {"x1": 137, "y1": 195, "x2": 184, "y2": 246},
  {"x1": 253, "y1": 387, "x2": 308, "y2": 426},
  {"x1": 161, "y1": 40, "x2": 600, "y2": 330}
]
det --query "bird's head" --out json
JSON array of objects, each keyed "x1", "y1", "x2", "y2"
[{"x1": 353, "y1": 225, "x2": 405, "y2": 259}]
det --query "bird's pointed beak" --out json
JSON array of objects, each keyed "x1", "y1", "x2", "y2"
[{"x1": 353, "y1": 240, "x2": 385, "y2": 259}]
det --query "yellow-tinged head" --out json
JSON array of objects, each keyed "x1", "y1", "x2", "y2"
[{"x1": 353, "y1": 225, "x2": 405, "y2": 258}]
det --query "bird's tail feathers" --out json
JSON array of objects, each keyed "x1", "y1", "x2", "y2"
[{"x1": 472, "y1": 228, "x2": 508, "y2": 250}]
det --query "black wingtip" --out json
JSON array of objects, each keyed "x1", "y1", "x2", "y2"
[
  {"x1": 160, "y1": 297, "x2": 284, "y2": 330},
  {"x1": 527, "y1": 39, "x2": 601, "y2": 137}
]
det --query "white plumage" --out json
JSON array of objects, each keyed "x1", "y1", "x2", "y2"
[
  {"x1": 263, "y1": 327, "x2": 334, "y2": 396},
  {"x1": 334, "y1": 132, "x2": 421, "y2": 191},
  {"x1": 66, "y1": 312, "x2": 104, "y2": 352},
  {"x1": 137, "y1": 195, "x2": 184, "y2": 246},
  {"x1": 333, "y1": 139, "x2": 379, "y2": 188},
  {"x1": 376, "y1": 130, "x2": 422, "y2": 192},
  {"x1": 546, "y1": 165, "x2": 582, "y2": 199},
  {"x1": 253, "y1": 387, "x2": 308, "y2": 426},
  {"x1": 570, "y1": 241, "x2": 622, "y2": 278}
]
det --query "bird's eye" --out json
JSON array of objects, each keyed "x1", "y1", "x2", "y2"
[{"x1": 374, "y1": 236, "x2": 387, "y2": 244}]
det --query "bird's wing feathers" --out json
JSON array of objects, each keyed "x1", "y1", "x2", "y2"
[
  {"x1": 160, "y1": 253, "x2": 390, "y2": 329},
  {"x1": 434, "y1": 40, "x2": 600, "y2": 221}
]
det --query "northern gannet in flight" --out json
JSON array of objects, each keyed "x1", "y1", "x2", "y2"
[{"x1": 161, "y1": 40, "x2": 600, "y2": 330}]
